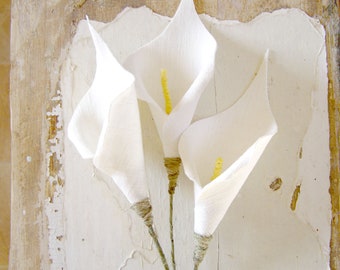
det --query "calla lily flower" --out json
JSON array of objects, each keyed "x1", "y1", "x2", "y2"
[
  {"x1": 68, "y1": 21, "x2": 170, "y2": 269},
  {"x1": 124, "y1": 0, "x2": 217, "y2": 157},
  {"x1": 124, "y1": 2, "x2": 217, "y2": 267},
  {"x1": 68, "y1": 20, "x2": 148, "y2": 204},
  {"x1": 178, "y1": 51, "x2": 277, "y2": 267}
]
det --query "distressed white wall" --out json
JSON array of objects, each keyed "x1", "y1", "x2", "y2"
[{"x1": 59, "y1": 7, "x2": 330, "y2": 270}]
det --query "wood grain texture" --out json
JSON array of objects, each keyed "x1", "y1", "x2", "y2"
[
  {"x1": 0, "y1": 0, "x2": 11, "y2": 267},
  {"x1": 10, "y1": 1, "x2": 72, "y2": 268},
  {"x1": 9, "y1": 0, "x2": 339, "y2": 269}
]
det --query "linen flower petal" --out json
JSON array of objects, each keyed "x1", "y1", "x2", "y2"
[
  {"x1": 68, "y1": 21, "x2": 148, "y2": 204},
  {"x1": 178, "y1": 51, "x2": 278, "y2": 236},
  {"x1": 124, "y1": 0, "x2": 217, "y2": 157},
  {"x1": 68, "y1": 19, "x2": 134, "y2": 159},
  {"x1": 93, "y1": 86, "x2": 149, "y2": 204}
]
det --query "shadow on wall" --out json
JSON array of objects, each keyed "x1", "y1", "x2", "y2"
[{"x1": 0, "y1": 0, "x2": 11, "y2": 268}]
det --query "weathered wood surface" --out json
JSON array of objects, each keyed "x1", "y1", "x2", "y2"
[
  {"x1": 9, "y1": 0, "x2": 339, "y2": 269},
  {"x1": 0, "y1": 0, "x2": 11, "y2": 268}
]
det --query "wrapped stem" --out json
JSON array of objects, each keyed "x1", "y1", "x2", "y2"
[
  {"x1": 131, "y1": 199, "x2": 169, "y2": 270},
  {"x1": 164, "y1": 157, "x2": 182, "y2": 270},
  {"x1": 193, "y1": 233, "x2": 213, "y2": 270},
  {"x1": 164, "y1": 157, "x2": 181, "y2": 195}
]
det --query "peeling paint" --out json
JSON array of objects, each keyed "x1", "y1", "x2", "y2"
[
  {"x1": 48, "y1": 152, "x2": 59, "y2": 178},
  {"x1": 290, "y1": 185, "x2": 301, "y2": 211},
  {"x1": 299, "y1": 147, "x2": 303, "y2": 159},
  {"x1": 48, "y1": 115, "x2": 58, "y2": 140},
  {"x1": 119, "y1": 250, "x2": 157, "y2": 269},
  {"x1": 269, "y1": 177, "x2": 283, "y2": 191},
  {"x1": 324, "y1": 9, "x2": 340, "y2": 266},
  {"x1": 45, "y1": 89, "x2": 66, "y2": 269},
  {"x1": 119, "y1": 250, "x2": 137, "y2": 270}
]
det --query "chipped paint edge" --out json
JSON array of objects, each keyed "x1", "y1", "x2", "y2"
[
  {"x1": 319, "y1": 2, "x2": 340, "y2": 269},
  {"x1": 45, "y1": 89, "x2": 66, "y2": 269}
]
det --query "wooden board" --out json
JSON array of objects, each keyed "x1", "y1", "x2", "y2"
[
  {"x1": 9, "y1": 0, "x2": 339, "y2": 269},
  {"x1": 0, "y1": 0, "x2": 11, "y2": 268}
]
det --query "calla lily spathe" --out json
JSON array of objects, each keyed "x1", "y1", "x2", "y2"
[
  {"x1": 68, "y1": 20, "x2": 148, "y2": 204},
  {"x1": 124, "y1": 0, "x2": 217, "y2": 157},
  {"x1": 178, "y1": 51, "x2": 278, "y2": 236}
]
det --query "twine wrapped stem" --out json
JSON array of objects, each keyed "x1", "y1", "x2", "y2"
[
  {"x1": 131, "y1": 199, "x2": 169, "y2": 270},
  {"x1": 193, "y1": 233, "x2": 213, "y2": 270},
  {"x1": 164, "y1": 157, "x2": 181, "y2": 195},
  {"x1": 164, "y1": 157, "x2": 182, "y2": 270}
]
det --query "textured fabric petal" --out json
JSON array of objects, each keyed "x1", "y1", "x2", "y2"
[
  {"x1": 68, "y1": 20, "x2": 134, "y2": 158},
  {"x1": 93, "y1": 86, "x2": 149, "y2": 204},
  {"x1": 178, "y1": 51, "x2": 278, "y2": 235},
  {"x1": 124, "y1": 0, "x2": 217, "y2": 157},
  {"x1": 68, "y1": 21, "x2": 148, "y2": 203}
]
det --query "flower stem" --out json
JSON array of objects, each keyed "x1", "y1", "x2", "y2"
[
  {"x1": 131, "y1": 199, "x2": 169, "y2": 270},
  {"x1": 169, "y1": 193, "x2": 175, "y2": 270},
  {"x1": 164, "y1": 157, "x2": 182, "y2": 270},
  {"x1": 148, "y1": 225, "x2": 170, "y2": 270}
]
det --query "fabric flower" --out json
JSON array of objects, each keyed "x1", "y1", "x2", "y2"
[
  {"x1": 178, "y1": 51, "x2": 277, "y2": 268},
  {"x1": 124, "y1": 0, "x2": 217, "y2": 157},
  {"x1": 124, "y1": 1, "x2": 217, "y2": 267},
  {"x1": 68, "y1": 20, "x2": 170, "y2": 269},
  {"x1": 68, "y1": 19, "x2": 148, "y2": 204}
]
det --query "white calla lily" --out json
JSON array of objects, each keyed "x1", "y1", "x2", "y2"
[
  {"x1": 68, "y1": 20, "x2": 148, "y2": 204},
  {"x1": 92, "y1": 86, "x2": 148, "y2": 204},
  {"x1": 124, "y1": 0, "x2": 217, "y2": 157},
  {"x1": 68, "y1": 21, "x2": 170, "y2": 269},
  {"x1": 178, "y1": 51, "x2": 277, "y2": 268},
  {"x1": 124, "y1": 1, "x2": 217, "y2": 267},
  {"x1": 68, "y1": 19, "x2": 134, "y2": 159}
]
